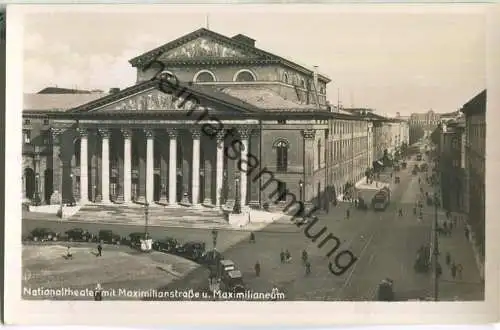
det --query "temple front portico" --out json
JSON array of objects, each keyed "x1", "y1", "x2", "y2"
[{"x1": 50, "y1": 118, "x2": 259, "y2": 211}]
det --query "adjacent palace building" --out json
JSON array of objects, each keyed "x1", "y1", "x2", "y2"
[{"x1": 22, "y1": 28, "x2": 408, "y2": 213}]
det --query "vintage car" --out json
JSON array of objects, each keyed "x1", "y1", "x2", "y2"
[
  {"x1": 64, "y1": 228, "x2": 94, "y2": 242},
  {"x1": 97, "y1": 230, "x2": 123, "y2": 245},
  {"x1": 27, "y1": 227, "x2": 59, "y2": 242},
  {"x1": 221, "y1": 269, "x2": 245, "y2": 294},
  {"x1": 394, "y1": 176, "x2": 400, "y2": 184},
  {"x1": 127, "y1": 232, "x2": 147, "y2": 249},
  {"x1": 175, "y1": 241, "x2": 206, "y2": 261},
  {"x1": 152, "y1": 237, "x2": 180, "y2": 253},
  {"x1": 376, "y1": 278, "x2": 395, "y2": 301}
]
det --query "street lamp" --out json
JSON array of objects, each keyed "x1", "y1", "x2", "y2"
[
  {"x1": 69, "y1": 173, "x2": 74, "y2": 206},
  {"x1": 144, "y1": 201, "x2": 150, "y2": 236},
  {"x1": 299, "y1": 180, "x2": 304, "y2": 220},
  {"x1": 33, "y1": 145, "x2": 41, "y2": 206},
  {"x1": 34, "y1": 173, "x2": 40, "y2": 206}
]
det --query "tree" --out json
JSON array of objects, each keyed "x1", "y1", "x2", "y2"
[
  {"x1": 409, "y1": 126, "x2": 425, "y2": 145},
  {"x1": 430, "y1": 126, "x2": 441, "y2": 147}
]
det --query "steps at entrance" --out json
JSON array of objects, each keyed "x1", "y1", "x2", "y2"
[{"x1": 68, "y1": 203, "x2": 227, "y2": 227}]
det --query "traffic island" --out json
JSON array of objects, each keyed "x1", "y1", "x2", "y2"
[{"x1": 22, "y1": 244, "x2": 199, "y2": 300}]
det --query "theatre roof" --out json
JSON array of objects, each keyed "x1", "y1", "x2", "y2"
[
  {"x1": 128, "y1": 28, "x2": 331, "y2": 83},
  {"x1": 24, "y1": 92, "x2": 109, "y2": 112}
]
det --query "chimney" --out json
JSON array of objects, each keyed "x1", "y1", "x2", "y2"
[{"x1": 109, "y1": 88, "x2": 120, "y2": 94}]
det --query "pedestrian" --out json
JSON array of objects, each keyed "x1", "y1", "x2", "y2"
[
  {"x1": 302, "y1": 249, "x2": 308, "y2": 265},
  {"x1": 254, "y1": 261, "x2": 261, "y2": 277},
  {"x1": 443, "y1": 222, "x2": 448, "y2": 234},
  {"x1": 280, "y1": 250, "x2": 285, "y2": 264},
  {"x1": 445, "y1": 252, "x2": 451, "y2": 266},
  {"x1": 464, "y1": 227, "x2": 470, "y2": 240},
  {"x1": 456, "y1": 263, "x2": 463, "y2": 279},
  {"x1": 305, "y1": 261, "x2": 311, "y2": 275},
  {"x1": 354, "y1": 199, "x2": 358, "y2": 208},
  {"x1": 249, "y1": 232, "x2": 255, "y2": 243},
  {"x1": 346, "y1": 209, "x2": 350, "y2": 220},
  {"x1": 451, "y1": 263, "x2": 457, "y2": 279},
  {"x1": 398, "y1": 208, "x2": 403, "y2": 217},
  {"x1": 94, "y1": 283, "x2": 103, "y2": 301},
  {"x1": 413, "y1": 207, "x2": 417, "y2": 216},
  {"x1": 285, "y1": 249, "x2": 292, "y2": 263},
  {"x1": 66, "y1": 246, "x2": 73, "y2": 259},
  {"x1": 97, "y1": 243, "x2": 102, "y2": 257}
]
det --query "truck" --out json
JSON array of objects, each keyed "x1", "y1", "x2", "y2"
[{"x1": 372, "y1": 187, "x2": 391, "y2": 211}]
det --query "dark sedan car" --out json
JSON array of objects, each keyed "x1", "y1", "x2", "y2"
[
  {"x1": 176, "y1": 241, "x2": 206, "y2": 261},
  {"x1": 98, "y1": 230, "x2": 122, "y2": 245},
  {"x1": 152, "y1": 237, "x2": 179, "y2": 253},
  {"x1": 64, "y1": 228, "x2": 94, "y2": 242},
  {"x1": 28, "y1": 228, "x2": 59, "y2": 242}
]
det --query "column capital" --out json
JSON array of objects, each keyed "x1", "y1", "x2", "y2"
[
  {"x1": 302, "y1": 129, "x2": 316, "y2": 140},
  {"x1": 167, "y1": 128, "x2": 178, "y2": 139},
  {"x1": 145, "y1": 129, "x2": 154, "y2": 139},
  {"x1": 190, "y1": 128, "x2": 202, "y2": 139},
  {"x1": 97, "y1": 128, "x2": 110, "y2": 138},
  {"x1": 77, "y1": 128, "x2": 88, "y2": 138},
  {"x1": 121, "y1": 128, "x2": 133, "y2": 139},
  {"x1": 237, "y1": 126, "x2": 252, "y2": 140},
  {"x1": 50, "y1": 127, "x2": 64, "y2": 138}
]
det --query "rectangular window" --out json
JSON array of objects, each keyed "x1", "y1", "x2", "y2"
[
  {"x1": 24, "y1": 119, "x2": 30, "y2": 125},
  {"x1": 23, "y1": 130, "x2": 31, "y2": 144},
  {"x1": 43, "y1": 119, "x2": 50, "y2": 125},
  {"x1": 277, "y1": 120, "x2": 286, "y2": 124},
  {"x1": 42, "y1": 131, "x2": 50, "y2": 145}
]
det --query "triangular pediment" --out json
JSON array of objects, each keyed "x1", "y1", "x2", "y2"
[
  {"x1": 157, "y1": 36, "x2": 258, "y2": 61},
  {"x1": 70, "y1": 81, "x2": 259, "y2": 114}
]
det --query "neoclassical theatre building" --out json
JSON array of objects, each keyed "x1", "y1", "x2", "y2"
[{"x1": 22, "y1": 28, "x2": 376, "y2": 212}]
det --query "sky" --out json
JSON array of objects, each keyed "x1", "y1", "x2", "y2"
[{"x1": 22, "y1": 5, "x2": 487, "y2": 116}]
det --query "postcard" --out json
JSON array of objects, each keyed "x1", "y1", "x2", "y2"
[{"x1": 4, "y1": 3, "x2": 499, "y2": 325}]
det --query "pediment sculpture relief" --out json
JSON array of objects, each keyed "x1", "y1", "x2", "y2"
[
  {"x1": 112, "y1": 90, "x2": 200, "y2": 111},
  {"x1": 162, "y1": 37, "x2": 250, "y2": 59}
]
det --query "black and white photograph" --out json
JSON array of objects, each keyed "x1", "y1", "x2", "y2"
[{"x1": 4, "y1": 3, "x2": 499, "y2": 325}]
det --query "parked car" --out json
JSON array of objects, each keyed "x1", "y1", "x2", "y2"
[
  {"x1": 98, "y1": 230, "x2": 122, "y2": 245},
  {"x1": 176, "y1": 241, "x2": 206, "y2": 261},
  {"x1": 64, "y1": 228, "x2": 94, "y2": 242},
  {"x1": 128, "y1": 232, "x2": 146, "y2": 249},
  {"x1": 152, "y1": 237, "x2": 180, "y2": 253},
  {"x1": 28, "y1": 228, "x2": 59, "y2": 242},
  {"x1": 221, "y1": 269, "x2": 245, "y2": 294}
]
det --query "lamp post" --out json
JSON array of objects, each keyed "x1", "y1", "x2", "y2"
[
  {"x1": 144, "y1": 201, "x2": 149, "y2": 236},
  {"x1": 299, "y1": 180, "x2": 304, "y2": 220},
  {"x1": 69, "y1": 173, "x2": 74, "y2": 206},
  {"x1": 234, "y1": 176, "x2": 241, "y2": 214},
  {"x1": 33, "y1": 145, "x2": 41, "y2": 206}
]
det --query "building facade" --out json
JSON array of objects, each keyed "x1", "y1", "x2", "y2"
[
  {"x1": 409, "y1": 109, "x2": 441, "y2": 144},
  {"x1": 23, "y1": 28, "x2": 374, "y2": 214},
  {"x1": 438, "y1": 118, "x2": 466, "y2": 213},
  {"x1": 461, "y1": 90, "x2": 486, "y2": 259}
]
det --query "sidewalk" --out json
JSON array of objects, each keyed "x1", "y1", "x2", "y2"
[{"x1": 424, "y1": 208, "x2": 484, "y2": 301}]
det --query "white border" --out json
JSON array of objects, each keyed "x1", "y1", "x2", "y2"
[{"x1": 5, "y1": 3, "x2": 500, "y2": 325}]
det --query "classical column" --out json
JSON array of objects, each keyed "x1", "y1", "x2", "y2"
[
  {"x1": 302, "y1": 129, "x2": 316, "y2": 204},
  {"x1": 50, "y1": 128, "x2": 63, "y2": 205},
  {"x1": 238, "y1": 126, "x2": 251, "y2": 208},
  {"x1": 215, "y1": 130, "x2": 225, "y2": 207},
  {"x1": 168, "y1": 129, "x2": 178, "y2": 206},
  {"x1": 121, "y1": 129, "x2": 132, "y2": 203},
  {"x1": 78, "y1": 128, "x2": 89, "y2": 204},
  {"x1": 145, "y1": 129, "x2": 154, "y2": 204},
  {"x1": 98, "y1": 128, "x2": 110, "y2": 203},
  {"x1": 159, "y1": 131, "x2": 169, "y2": 204},
  {"x1": 191, "y1": 128, "x2": 201, "y2": 206},
  {"x1": 249, "y1": 130, "x2": 261, "y2": 207}
]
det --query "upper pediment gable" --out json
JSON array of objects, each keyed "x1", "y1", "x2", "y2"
[
  {"x1": 157, "y1": 36, "x2": 258, "y2": 61},
  {"x1": 69, "y1": 80, "x2": 259, "y2": 114}
]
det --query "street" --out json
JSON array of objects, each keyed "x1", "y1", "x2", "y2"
[{"x1": 23, "y1": 162, "x2": 436, "y2": 301}]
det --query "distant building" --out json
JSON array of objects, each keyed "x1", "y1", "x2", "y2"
[{"x1": 409, "y1": 109, "x2": 441, "y2": 143}]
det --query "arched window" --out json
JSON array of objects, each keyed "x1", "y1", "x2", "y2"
[
  {"x1": 317, "y1": 139, "x2": 322, "y2": 168},
  {"x1": 274, "y1": 139, "x2": 289, "y2": 172},
  {"x1": 233, "y1": 69, "x2": 256, "y2": 82},
  {"x1": 301, "y1": 79, "x2": 305, "y2": 88},
  {"x1": 283, "y1": 73, "x2": 289, "y2": 84},
  {"x1": 193, "y1": 70, "x2": 216, "y2": 82}
]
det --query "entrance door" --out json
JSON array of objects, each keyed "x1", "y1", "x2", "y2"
[
  {"x1": 153, "y1": 174, "x2": 161, "y2": 202},
  {"x1": 44, "y1": 169, "x2": 53, "y2": 204},
  {"x1": 24, "y1": 168, "x2": 35, "y2": 199}
]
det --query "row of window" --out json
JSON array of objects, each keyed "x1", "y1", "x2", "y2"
[
  {"x1": 332, "y1": 120, "x2": 367, "y2": 135},
  {"x1": 24, "y1": 119, "x2": 50, "y2": 125}
]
